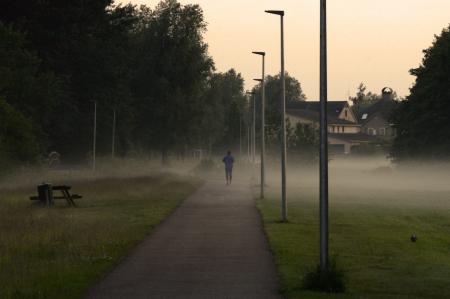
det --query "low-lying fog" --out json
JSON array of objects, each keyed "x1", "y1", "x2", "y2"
[{"x1": 2, "y1": 155, "x2": 450, "y2": 210}]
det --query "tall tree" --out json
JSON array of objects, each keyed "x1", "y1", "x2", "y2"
[
  {"x1": 252, "y1": 72, "x2": 306, "y2": 144},
  {"x1": 132, "y1": 0, "x2": 214, "y2": 162},
  {"x1": 392, "y1": 25, "x2": 450, "y2": 161},
  {"x1": 200, "y1": 69, "x2": 247, "y2": 153},
  {"x1": 349, "y1": 83, "x2": 380, "y2": 116}
]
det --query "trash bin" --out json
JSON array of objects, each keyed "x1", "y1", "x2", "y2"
[{"x1": 37, "y1": 183, "x2": 54, "y2": 206}]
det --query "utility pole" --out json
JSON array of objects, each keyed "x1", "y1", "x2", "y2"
[
  {"x1": 266, "y1": 9, "x2": 288, "y2": 222},
  {"x1": 252, "y1": 92, "x2": 256, "y2": 163},
  {"x1": 252, "y1": 51, "x2": 266, "y2": 199},
  {"x1": 93, "y1": 101, "x2": 97, "y2": 172},
  {"x1": 112, "y1": 109, "x2": 116, "y2": 159},
  {"x1": 320, "y1": 0, "x2": 329, "y2": 272},
  {"x1": 246, "y1": 91, "x2": 257, "y2": 163},
  {"x1": 239, "y1": 116, "x2": 242, "y2": 158}
]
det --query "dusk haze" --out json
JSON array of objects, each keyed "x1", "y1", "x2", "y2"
[{"x1": 1, "y1": 0, "x2": 450, "y2": 298}]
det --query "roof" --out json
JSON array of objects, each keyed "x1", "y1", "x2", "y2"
[
  {"x1": 329, "y1": 133, "x2": 379, "y2": 143},
  {"x1": 287, "y1": 100, "x2": 349, "y2": 118},
  {"x1": 358, "y1": 98, "x2": 398, "y2": 125},
  {"x1": 286, "y1": 100, "x2": 358, "y2": 126}
]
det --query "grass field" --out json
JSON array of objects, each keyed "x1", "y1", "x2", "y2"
[
  {"x1": 0, "y1": 172, "x2": 200, "y2": 299},
  {"x1": 258, "y1": 160, "x2": 450, "y2": 299}
]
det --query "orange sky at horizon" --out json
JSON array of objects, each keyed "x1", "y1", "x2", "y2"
[{"x1": 119, "y1": 0, "x2": 449, "y2": 100}]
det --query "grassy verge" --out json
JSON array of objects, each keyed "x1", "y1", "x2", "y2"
[
  {"x1": 0, "y1": 174, "x2": 201, "y2": 299},
  {"x1": 258, "y1": 187, "x2": 450, "y2": 299}
]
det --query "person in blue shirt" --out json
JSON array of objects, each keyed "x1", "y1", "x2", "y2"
[{"x1": 222, "y1": 150, "x2": 235, "y2": 185}]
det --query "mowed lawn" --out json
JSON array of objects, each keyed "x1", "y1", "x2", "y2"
[
  {"x1": 0, "y1": 174, "x2": 201, "y2": 299},
  {"x1": 258, "y1": 179, "x2": 450, "y2": 299}
]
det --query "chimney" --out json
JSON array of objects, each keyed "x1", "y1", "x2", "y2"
[{"x1": 382, "y1": 87, "x2": 393, "y2": 101}]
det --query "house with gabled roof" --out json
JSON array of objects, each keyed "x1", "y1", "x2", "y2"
[
  {"x1": 287, "y1": 100, "x2": 377, "y2": 154},
  {"x1": 286, "y1": 88, "x2": 397, "y2": 154},
  {"x1": 358, "y1": 87, "x2": 398, "y2": 141}
]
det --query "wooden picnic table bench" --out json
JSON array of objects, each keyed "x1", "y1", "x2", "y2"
[{"x1": 30, "y1": 184, "x2": 82, "y2": 206}]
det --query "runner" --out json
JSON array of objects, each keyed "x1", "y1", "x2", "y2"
[{"x1": 222, "y1": 150, "x2": 234, "y2": 185}]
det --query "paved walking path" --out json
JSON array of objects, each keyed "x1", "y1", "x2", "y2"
[{"x1": 85, "y1": 179, "x2": 282, "y2": 299}]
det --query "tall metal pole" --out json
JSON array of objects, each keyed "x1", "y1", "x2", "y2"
[
  {"x1": 261, "y1": 55, "x2": 266, "y2": 199},
  {"x1": 266, "y1": 10, "x2": 287, "y2": 221},
  {"x1": 239, "y1": 116, "x2": 242, "y2": 158},
  {"x1": 252, "y1": 50, "x2": 266, "y2": 199},
  {"x1": 247, "y1": 125, "x2": 250, "y2": 161},
  {"x1": 252, "y1": 93, "x2": 256, "y2": 163},
  {"x1": 93, "y1": 101, "x2": 97, "y2": 172},
  {"x1": 280, "y1": 14, "x2": 287, "y2": 222},
  {"x1": 112, "y1": 109, "x2": 116, "y2": 159},
  {"x1": 320, "y1": 0, "x2": 329, "y2": 272}
]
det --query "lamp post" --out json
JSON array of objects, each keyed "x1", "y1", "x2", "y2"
[
  {"x1": 93, "y1": 101, "x2": 97, "y2": 172},
  {"x1": 246, "y1": 91, "x2": 257, "y2": 163},
  {"x1": 319, "y1": 0, "x2": 329, "y2": 272},
  {"x1": 112, "y1": 109, "x2": 116, "y2": 159},
  {"x1": 266, "y1": 9, "x2": 287, "y2": 222},
  {"x1": 253, "y1": 79, "x2": 265, "y2": 199}
]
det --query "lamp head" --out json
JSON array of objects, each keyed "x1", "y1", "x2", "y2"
[
  {"x1": 265, "y1": 10, "x2": 284, "y2": 16},
  {"x1": 252, "y1": 51, "x2": 266, "y2": 56},
  {"x1": 253, "y1": 78, "x2": 263, "y2": 82}
]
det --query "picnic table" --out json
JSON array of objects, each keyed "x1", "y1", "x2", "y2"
[{"x1": 30, "y1": 184, "x2": 82, "y2": 206}]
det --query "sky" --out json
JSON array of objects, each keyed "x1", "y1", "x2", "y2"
[{"x1": 118, "y1": 0, "x2": 450, "y2": 100}]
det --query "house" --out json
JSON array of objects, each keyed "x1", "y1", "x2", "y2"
[
  {"x1": 358, "y1": 87, "x2": 397, "y2": 141},
  {"x1": 287, "y1": 100, "x2": 377, "y2": 154}
]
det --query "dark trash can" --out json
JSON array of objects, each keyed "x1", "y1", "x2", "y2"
[{"x1": 37, "y1": 183, "x2": 54, "y2": 206}]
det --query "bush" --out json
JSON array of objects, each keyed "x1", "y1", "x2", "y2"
[
  {"x1": 0, "y1": 98, "x2": 40, "y2": 167},
  {"x1": 302, "y1": 259, "x2": 346, "y2": 293}
]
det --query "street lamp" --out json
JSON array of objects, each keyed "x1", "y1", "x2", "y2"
[
  {"x1": 265, "y1": 9, "x2": 287, "y2": 222},
  {"x1": 93, "y1": 101, "x2": 97, "y2": 172},
  {"x1": 246, "y1": 91, "x2": 257, "y2": 163},
  {"x1": 252, "y1": 54, "x2": 265, "y2": 200},
  {"x1": 319, "y1": 0, "x2": 329, "y2": 272}
]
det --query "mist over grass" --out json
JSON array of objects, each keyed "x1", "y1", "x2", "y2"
[
  {"x1": 257, "y1": 155, "x2": 450, "y2": 298},
  {"x1": 0, "y1": 158, "x2": 202, "y2": 299}
]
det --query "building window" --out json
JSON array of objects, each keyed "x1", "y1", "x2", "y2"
[
  {"x1": 342, "y1": 126, "x2": 345, "y2": 133},
  {"x1": 367, "y1": 128, "x2": 376, "y2": 136},
  {"x1": 345, "y1": 110, "x2": 348, "y2": 118},
  {"x1": 379, "y1": 128, "x2": 386, "y2": 136}
]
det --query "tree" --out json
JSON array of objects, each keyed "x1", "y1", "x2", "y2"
[
  {"x1": 0, "y1": 22, "x2": 61, "y2": 152},
  {"x1": 391, "y1": 25, "x2": 450, "y2": 161},
  {"x1": 0, "y1": 0, "x2": 139, "y2": 160},
  {"x1": 349, "y1": 83, "x2": 380, "y2": 116},
  {"x1": 200, "y1": 69, "x2": 247, "y2": 153},
  {"x1": 286, "y1": 120, "x2": 319, "y2": 162},
  {"x1": 252, "y1": 72, "x2": 306, "y2": 145},
  {"x1": 0, "y1": 98, "x2": 40, "y2": 169},
  {"x1": 131, "y1": 0, "x2": 214, "y2": 162}
]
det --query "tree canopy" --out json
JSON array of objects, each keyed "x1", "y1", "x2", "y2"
[
  {"x1": 251, "y1": 72, "x2": 306, "y2": 143},
  {"x1": 0, "y1": 0, "x2": 249, "y2": 167},
  {"x1": 391, "y1": 25, "x2": 450, "y2": 161}
]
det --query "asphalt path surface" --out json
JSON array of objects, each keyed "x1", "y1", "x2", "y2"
[{"x1": 85, "y1": 179, "x2": 282, "y2": 299}]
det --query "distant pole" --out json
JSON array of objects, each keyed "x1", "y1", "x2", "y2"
[
  {"x1": 246, "y1": 91, "x2": 257, "y2": 163},
  {"x1": 262, "y1": 56, "x2": 266, "y2": 199},
  {"x1": 319, "y1": 0, "x2": 329, "y2": 272},
  {"x1": 252, "y1": 93, "x2": 256, "y2": 163},
  {"x1": 247, "y1": 125, "x2": 250, "y2": 160},
  {"x1": 112, "y1": 109, "x2": 116, "y2": 159},
  {"x1": 239, "y1": 116, "x2": 242, "y2": 158},
  {"x1": 93, "y1": 101, "x2": 97, "y2": 172},
  {"x1": 252, "y1": 50, "x2": 266, "y2": 199},
  {"x1": 266, "y1": 9, "x2": 287, "y2": 222}
]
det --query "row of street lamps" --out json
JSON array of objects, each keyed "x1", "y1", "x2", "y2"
[{"x1": 249, "y1": 2, "x2": 329, "y2": 272}]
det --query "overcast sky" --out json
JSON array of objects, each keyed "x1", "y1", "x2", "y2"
[{"x1": 118, "y1": 0, "x2": 450, "y2": 100}]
